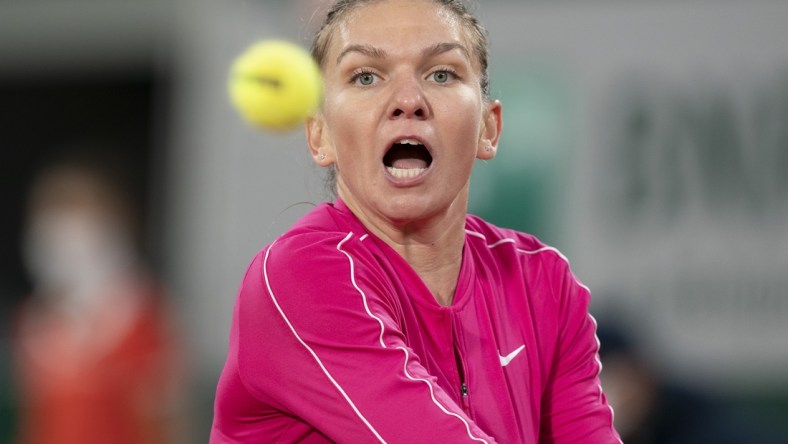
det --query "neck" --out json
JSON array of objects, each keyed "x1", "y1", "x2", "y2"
[
  {"x1": 340, "y1": 196, "x2": 468, "y2": 306},
  {"x1": 389, "y1": 216, "x2": 466, "y2": 306}
]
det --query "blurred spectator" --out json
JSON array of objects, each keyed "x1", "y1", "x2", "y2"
[
  {"x1": 11, "y1": 158, "x2": 182, "y2": 444},
  {"x1": 597, "y1": 320, "x2": 785, "y2": 444}
]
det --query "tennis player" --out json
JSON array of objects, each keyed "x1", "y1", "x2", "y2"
[{"x1": 211, "y1": 0, "x2": 621, "y2": 442}]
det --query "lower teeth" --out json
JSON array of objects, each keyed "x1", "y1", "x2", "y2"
[{"x1": 387, "y1": 166, "x2": 426, "y2": 178}]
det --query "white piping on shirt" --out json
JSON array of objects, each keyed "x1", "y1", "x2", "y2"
[
  {"x1": 263, "y1": 240, "x2": 386, "y2": 443},
  {"x1": 336, "y1": 232, "x2": 491, "y2": 444},
  {"x1": 337, "y1": 233, "x2": 386, "y2": 348},
  {"x1": 465, "y1": 229, "x2": 623, "y2": 444}
]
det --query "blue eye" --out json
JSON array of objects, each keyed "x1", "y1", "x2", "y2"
[
  {"x1": 430, "y1": 70, "x2": 455, "y2": 84},
  {"x1": 353, "y1": 71, "x2": 378, "y2": 86}
]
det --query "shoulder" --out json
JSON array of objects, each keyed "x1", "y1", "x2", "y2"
[
  {"x1": 256, "y1": 201, "x2": 370, "y2": 274},
  {"x1": 240, "y1": 202, "x2": 393, "y2": 310},
  {"x1": 464, "y1": 214, "x2": 572, "y2": 272},
  {"x1": 463, "y1": 214, "x2": 590, "y2": 316}
]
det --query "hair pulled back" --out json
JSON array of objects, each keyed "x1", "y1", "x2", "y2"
[{"x1": 310, "y1": 0, "x2": 490, "y2": 99}]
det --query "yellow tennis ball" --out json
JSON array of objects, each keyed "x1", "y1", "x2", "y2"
[{"x1": 228, "y1": 40, "x2": 322, "y2": 132}]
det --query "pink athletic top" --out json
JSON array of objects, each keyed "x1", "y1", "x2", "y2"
[{"x1": 211, "y1": 200, "x2": 620, "y2": 443}]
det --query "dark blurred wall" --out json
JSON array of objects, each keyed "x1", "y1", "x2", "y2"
[
  {"x1": 0, "y1": 74, "x2": 156, "y2": 304},
  {"x1": 0, "y1": 2, "x2": 173, "y2": 442}
]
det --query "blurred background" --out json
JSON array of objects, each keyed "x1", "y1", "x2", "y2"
[{"x1": 1, "y1": 0, "x2": 786, "y2": 442}]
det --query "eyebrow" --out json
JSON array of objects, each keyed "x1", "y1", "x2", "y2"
[
  {"x1": 423, "y1": 42, "x2": 471, "y2": 62},
  {"x1": 336, "y1": 44, "x2": 387, "y2": 66},
  {"x1": 335, "y1": 42, "x2": 471, "y2": 66}
]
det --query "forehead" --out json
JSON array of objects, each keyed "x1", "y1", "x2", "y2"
[{"x1": 329, "y1": 0, "x2": 469, "y2": 61}]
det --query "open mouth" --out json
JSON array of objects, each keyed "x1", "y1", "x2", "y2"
[{"x1": 383, "y1": 139, "x2": 433, "y2": 179}]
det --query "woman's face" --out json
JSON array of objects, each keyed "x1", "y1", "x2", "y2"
[{"x1": 308, "y1": 0, "x2": 501, "y2": 229}]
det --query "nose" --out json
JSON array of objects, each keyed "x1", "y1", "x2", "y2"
[{"x1": 388, "y1": 76, "x2": 429, "y2": 120}]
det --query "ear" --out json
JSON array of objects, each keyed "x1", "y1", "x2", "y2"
[
  {"x1": 476, "y1": 99, "x2": 503, "y2": 160},
  {"x1": 306, "y1": 113, "x2": 335, "y2": 167}
]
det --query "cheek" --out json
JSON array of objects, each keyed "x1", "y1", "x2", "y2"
[
  {"x1": 437, "y1": 88, "x2": 483, "y2": 127},
  {"x1": 323, "y1": 90, "x2": 365, "y2": 134},
  {"x1": 321, "y1": 94, "x2": 343, "y2": 130},
  {"x1": 443, "y1": 110, "x2": 483, "y2": 148},
  {"x1": 324, "y1": 95, "x2": 381, "y2": 157}
]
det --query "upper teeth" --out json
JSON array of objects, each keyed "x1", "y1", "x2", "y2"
[{"x1": 397, "y1": 139, "x2": 421, "y2": 145}]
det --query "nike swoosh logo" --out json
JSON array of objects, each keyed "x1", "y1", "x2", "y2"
[{"x1": 499, "y1": 344, "x2": 525, "y2": 367}]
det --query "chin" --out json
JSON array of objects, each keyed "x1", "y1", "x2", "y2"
[{"x1": 381, "y1": 195, "x2": 446, "y2": 224}]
